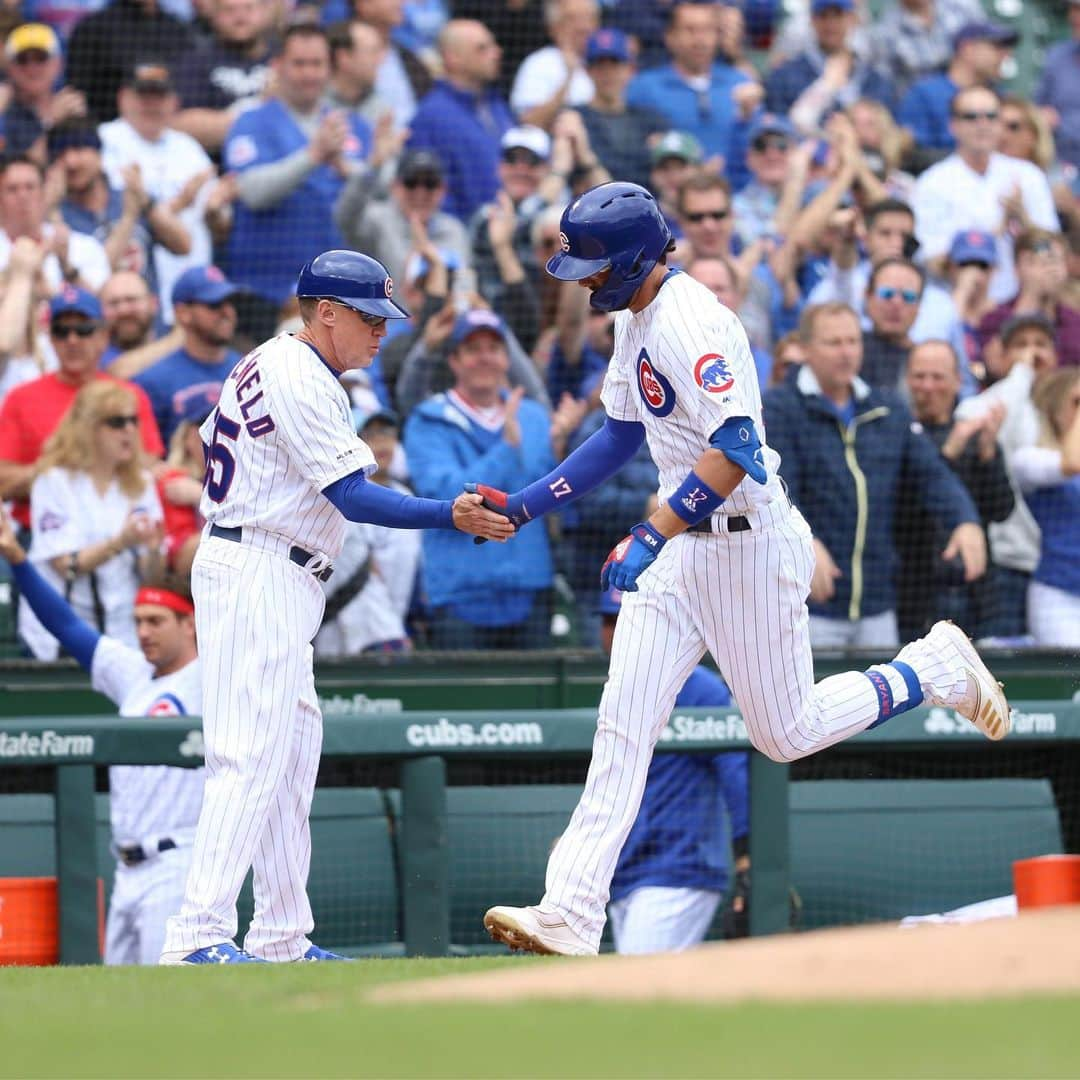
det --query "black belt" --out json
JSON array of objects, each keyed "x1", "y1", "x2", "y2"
[
  {"x1": 209, "y1": 524, "x2": 334, "y2": 582},
  {"x1": 117, "y1": 838, "x2": 177, "y2": 867},
  {"x1": 689, "y1": 515, "x2": 751, "y2": 534}
]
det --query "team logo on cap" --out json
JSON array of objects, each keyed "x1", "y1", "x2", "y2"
[
  {"x1": 637, "y1": 348, "x2": 676, "y2": 417},
  {"x1": 385, "y1": 276, "x2": 394, "y2": 298},
  {"x1": 694, "y1": 353, "x2": 734, "y2": 394},
  {"x1": 61, "y1": 284, "x2": 79, "y2": 303},
  {"x1": 558, "y1": 231, "x2": 570, "y2": 252},
  {"x1": 205, "y1": 266, "x2": 225, "y2": 282}
]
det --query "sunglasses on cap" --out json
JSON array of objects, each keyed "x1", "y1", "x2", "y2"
[
  {"x1": 752, "y1": 134, "x2": 790, "y2": 153},
  {"x1": 401, "y1": 175, "x2": 441, "y2": 190},
  {"x1": 320, "y1": 299, "x2": 387, "y2": 329},
  {"x1": 101, "y1": 414, "x2": 139, "y2": 430},
  {"x1": 50, "y1": 322, "x2": 100, "y2": 339},
  {"x1": 684, "y1": 209, "x2": 730, "y2": 223},
  {"x1": 875, "y1": 285, "x2": 919, "y2": 304}
]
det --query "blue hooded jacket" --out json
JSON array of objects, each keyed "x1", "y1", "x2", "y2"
[{"x1": 403, "y1": 391, "x2": 555, "y2": 614}]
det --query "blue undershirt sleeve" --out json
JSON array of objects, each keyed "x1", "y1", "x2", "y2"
[
  {"x1": 322, "y1": 471, "x2": 455, "y2": 530},
  {"x1": 517, "y1": 415, "x2": 645, "y2": 521},
  {"x1": 11, "y1": 560, "x2": 100, "y2": 671}
]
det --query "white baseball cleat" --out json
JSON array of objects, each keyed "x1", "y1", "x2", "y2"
[
  {"x1": 914, "y1": 621, "x2": 1012, "y2": 740},
  {"x1": 483, "y1": 905, "x2": 597, "y2": 957}
]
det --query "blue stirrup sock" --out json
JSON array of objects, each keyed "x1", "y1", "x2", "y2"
[{"x1": 864, "y1": 661, "x2": 924, "y2": 728}]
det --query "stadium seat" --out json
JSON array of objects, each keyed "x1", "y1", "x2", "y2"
[{"x1": 789, "y1": 779, "x2": 1064, "y2": 929}]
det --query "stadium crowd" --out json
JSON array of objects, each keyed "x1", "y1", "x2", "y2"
[{"x1": 0, "y1": 0, "x2": 1078, "y2": 657}]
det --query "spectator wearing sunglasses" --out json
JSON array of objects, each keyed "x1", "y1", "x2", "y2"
[
  {"x1": 0, "y1": 287, "x2": 163, "y2": 534},
  {"x1": 22, "y1": 378, "x2": 164, "y2": 660},
  {"x1": 1, "y1": 23, "x2": 88, "y2": 160},
  {"x1": 897, "y1": 21, "x2": 1017, "y2": 167},
  {"x1": 625, "y1": 0, "x2": 760, "y2": 191},
  {"x1": 732, "y1": 113, "x2": 806, "y2": 247},
  {"x1": 912, "y1": 85, "x2": 1060, "y2": 305},
  {"x1": 974, "y1": 230, "x2": 1080, "y2": 369},
  {"x1": 335, "y1": 149, "x2": 471, "y2": 295},
  {"x1": 860, "y1": 257, "x2": 925, "y2": 391},
  {"x1": 765, "y1": 0, "x2": 895, "y2": 132},
  {"x1": 132, "y1": 267, "x2": 244, "y2": 445}
]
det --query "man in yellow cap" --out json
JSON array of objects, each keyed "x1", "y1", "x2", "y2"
[{"x1": 2, "y1": 23, "x2": 88, "y2": 158}]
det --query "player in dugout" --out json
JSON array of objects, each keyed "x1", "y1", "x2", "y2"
[{"x1": 0, "y1": 509, "x2": 202, "y2": 966}]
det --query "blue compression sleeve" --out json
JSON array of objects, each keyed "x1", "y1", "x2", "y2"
[
  {"x1": 323, "y1": 471, "x2": 454, "y2": 529},
  {"x1": 516, "y1": 415, "x2": 645, "y2": 521},
  {"x1": 11, "y1": 560, "x2": 100, "y2": 670}
]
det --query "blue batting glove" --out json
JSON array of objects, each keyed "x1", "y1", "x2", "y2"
[{"x1": 600, "y1": 522, "x2": 666, "y2": 592}]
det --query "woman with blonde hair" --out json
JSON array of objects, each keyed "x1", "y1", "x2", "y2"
[
  {"x1": 21, "y1": 380, "x2": 164, "y2": 658},
  {"x1": 847, "y1": 98, "x2": 915, "y2": 203},
  {"x1": 1011, "y1": 368, "x2": 1080, "y2": 647},
  {"x1": 998, "y1": 96, "x2": 1075, "y2": 218}
]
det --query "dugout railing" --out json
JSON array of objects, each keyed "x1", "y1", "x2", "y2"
[{"x1": 0, "y1": 701, "x2": 1078, "y2": 965}]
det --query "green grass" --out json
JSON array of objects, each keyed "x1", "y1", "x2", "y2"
[{"x1": 0, "y1": 960, "x2": 1077, "y2": 1079}]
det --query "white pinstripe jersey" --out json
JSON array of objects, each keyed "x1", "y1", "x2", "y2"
[
  {"x1": 199, "y1": 334, "x2": 376, "y2": 558},
  {"x1": 91, "y1": 637, "x2": 204, "y2": 843},
  {"x1": 601, "y1": 271, "x2": 786, "y2": 514}
]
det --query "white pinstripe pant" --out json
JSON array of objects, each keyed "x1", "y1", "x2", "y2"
[
  {"x1": 106, "y1": 844, "x2": 193, "y2": 965},
  {"x1": 162, "y1": 537, "x2": 325, "y2": 961},
  {"x1": 544, "y1": 502, "x2": 886, "y2": 950}
]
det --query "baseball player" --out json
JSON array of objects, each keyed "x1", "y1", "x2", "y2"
[
  {"x1": 159, "y1": 251, "x2": 513, "y2": 966},
  {"x1": 0, "y1": 511, "x2": 202, "y2": 966},
  {"x1": 478, "y1": 182, "x2": 1012, "y2": 957},
  {"x1": 599, "y1": 586, "x2": 749, "y2": 955}
]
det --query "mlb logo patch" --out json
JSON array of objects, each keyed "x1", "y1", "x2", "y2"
[
  {"x1": 636, "y1": 349, "x2": 676, "y2": 417},
  {"x1": 694, "y1": 353, "x2": 734, "y2": 394}
]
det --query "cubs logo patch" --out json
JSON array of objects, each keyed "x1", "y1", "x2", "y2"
[
  {"x1": 148, "y1": 697, "x2": 181, "y2": 717},
  {"x1": 694, "y1": 353, "x2": 734, "y2": 394},
  {"x1": 558, "y1": 231, "x2": 570, "y2": 252},
  {"x1": 385, "y1": 276, "x2": 394, "y2": 298},
  {"x1": 636, "y1": 349, "x2": 676, "y2": 417}
]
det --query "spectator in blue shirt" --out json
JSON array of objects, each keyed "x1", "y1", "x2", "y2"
[
  {"x1": 1035, "y1": 0, "x2": 1080, "y2": 172},
  {"x1": 133, "y1": 266, "x2": 242, "y2": 444},
  {"x1": 403, "y1": 309, "x2": 555, "y2": 649},
  {"x1": 625, "y1": 0, "x2": 761, "y2": 191},
  {"x1": 601, "y1": 586, "x2": 749, "y2": 955},
  {"x1": 898, "y1": 21, "x2": 1017, "y2": 164},
  {"x1": 224, "y1": 24, "x2": 372, "y2": 340},
  {"x1": 765, "y1": 0, "x2": 895, "y2": 130},
  {"x1": 407, "y1": 19, "x2": 514, "y2": 222}
]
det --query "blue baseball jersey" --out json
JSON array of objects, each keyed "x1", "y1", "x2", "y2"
[
  {"x1": 133, "y1": 347, "x2": 241, "y2": 445},
  {"x1": 609, "y1": 665, "x2": 748, "y2": 900},
  {"x1": 224, "y1": 99, "x2": 371, "y2": 303}
]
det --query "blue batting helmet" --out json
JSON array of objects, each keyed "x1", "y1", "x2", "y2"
[
  {"x1": 295, "y1": 250, "x2": 410, "y2": 319},
  {"x1": 546, "y1": 182, "x2": 673, "y2": 312}
]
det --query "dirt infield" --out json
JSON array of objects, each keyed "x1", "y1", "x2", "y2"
[{"x1": 372, "y1": 907, "x2": 1080, "y2": 1005}]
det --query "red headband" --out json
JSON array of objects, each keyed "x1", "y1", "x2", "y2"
[{"x1": 135, "y1": 587, "x2": 195, "y2": 616}]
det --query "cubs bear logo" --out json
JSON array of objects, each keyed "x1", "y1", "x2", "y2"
[
  {"x1": 694, "y1": 353, "x2": 734, "y2": 394},
  {"x1": 385, "y1": 276, "x2": 394, "y2": 298},
  {"x1": 637, "y1": 349, "x2": 676, "y2": 417}
]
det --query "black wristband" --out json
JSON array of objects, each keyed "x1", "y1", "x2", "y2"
[{"x1": 732, "y1": 834, "x2": 750, "y2": 860}]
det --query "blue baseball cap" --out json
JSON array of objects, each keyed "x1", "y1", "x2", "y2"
[
  {"x1": 176, "y1": 389, "x2": 219, "y2": 426},
  {"x1": 404, "y1": 247, "x2": 462, "y2": 285},
  {"x1": 449, "y1": 309, "x2": 509, "y2": 349},
  {"x1": 747, "y1": 112, "x2": 796, "y2": 145},
  {"x1": 598, "y1": 585, "x2": 623, "y2": 616},
  {"x1": 811, "y1": 0, "x2": 853, "y2": 12},
  {"x1": 49, "y1": 284, "x2": 102, "y2": 323},
  {"x1": 953, "y1": 20, "x2": 1019, "y2": 49},
  {"x1": 949, "y1": 230, "x2": 998, "y2": 266},
  {"x1": 586, "y1": 28, "x2": 632, "y2": 64},
  {"x1": 172, "y1": 265, "x2": 240, "y2": 306}
]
